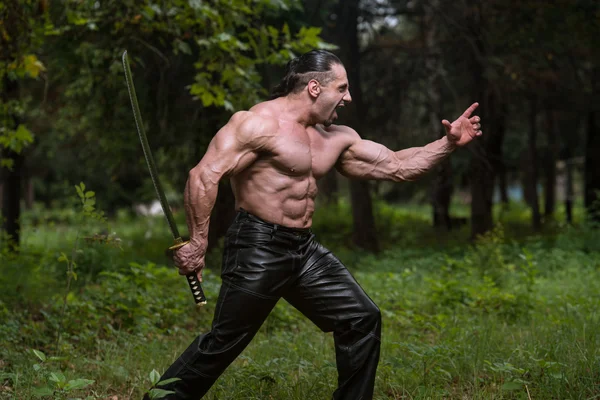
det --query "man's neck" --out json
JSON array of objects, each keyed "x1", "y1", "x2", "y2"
[{"x1": 278, "y1": 95, "x2": 317, "y2": 128}]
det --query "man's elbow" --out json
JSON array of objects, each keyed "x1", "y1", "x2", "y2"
[{"x1": 188, "y1": 165, "x2": 223, "y2": 188}]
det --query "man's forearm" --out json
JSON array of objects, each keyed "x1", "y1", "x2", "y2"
[
  {"x1": 393, "y1": 136, "x2": 456, "y2": 181},
  {"x1": 184, "y1": 169, "x2": 219, "y2": 243}
]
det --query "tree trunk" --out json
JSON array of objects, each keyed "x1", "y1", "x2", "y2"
[
  {"x1": 25, "y1": 177, "x2": 34, "y2": 210},
  {"x1": 470, "y1": 151, "x2": 495, "y2": 237},
  {"x1": 497, "y1": 162, "x2": 509, "y2": 205},
  {"x1": 528, "y1": 97, "x2": 542, "y2": 231},
  {"x1": 543, "y1": 109, "x2": 558, "y2": 218},
  {"x1": 468, "y1": 1, "x2": 498, "y2": 238},
  {"x1": 565, "y1": 159, "x2": 574, "y2": 224},
  {"x1": 470, "y1": 92, "x2": 503, "y2": 237},
  {"x1": 335, "y1": 0, "x2": 379, "y2": 252},
  {"x1": 424, "y1": 0, "x2": 453, "y2": 231},
  {"x1": 585, "y1": 110, "x2": 600, "y2": 222},
  {"x1": 1, "y1": 150, "x2": 24, "y2": 246},
  {"x1": 1, "y1": 76, "x2": 23, "y2": 248}
]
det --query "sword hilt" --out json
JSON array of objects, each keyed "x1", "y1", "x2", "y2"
[{"x1": 170, "y1": 237, "x2": 207, "y2": 307}]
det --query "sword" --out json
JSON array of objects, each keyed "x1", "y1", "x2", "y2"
[{"x1": 122, "y1": 50, "x2": 207, "y2": 306}]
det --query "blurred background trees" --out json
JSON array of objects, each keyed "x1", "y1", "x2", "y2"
[{"x1": 1, "y1": 0, "x2": 599, "y2": 251}]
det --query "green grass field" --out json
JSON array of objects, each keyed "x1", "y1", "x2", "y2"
[{"x1": 1, "y1": 200, "x2": 600, "y2": 399}]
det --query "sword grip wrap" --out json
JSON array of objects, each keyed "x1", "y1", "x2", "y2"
[
  {"x1": 171, "y1": 237, "x2": 207, "y2": 306},
  {"x1": 186, "y1": 273, "x2": 207, "y2": 306}
]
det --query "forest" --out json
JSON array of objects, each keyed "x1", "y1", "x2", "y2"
[{"x1": 1, "y1": 0, "x2": 600, "y2": 399}]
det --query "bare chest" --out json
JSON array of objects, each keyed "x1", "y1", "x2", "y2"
[{"x1": 266, "y1": 126, "x2": 344, "y2": 178}]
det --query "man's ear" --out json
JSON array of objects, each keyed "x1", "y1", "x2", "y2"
[{"x1": 307, "y1": 79, "x2": 320, "y2": 98}]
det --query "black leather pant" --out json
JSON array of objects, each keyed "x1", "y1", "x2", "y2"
[{"x1": 150, "y1": 209, "x2": 381, "y2": 399}]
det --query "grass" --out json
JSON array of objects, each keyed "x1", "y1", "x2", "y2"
[{"x1": 1, "y1": 200, "x2": 600, "y2": 399}]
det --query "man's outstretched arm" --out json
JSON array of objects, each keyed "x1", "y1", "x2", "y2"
[
  {"x1": 336, "y1": 103, "x2": 482, "y2": 182},
  {"x1": 174, "y1": 111, "x2": 274, "y2": 278}
]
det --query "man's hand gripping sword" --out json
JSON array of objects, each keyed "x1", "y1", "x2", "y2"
[{"x1": 122, "y1": 50, "x2": 207, "y2": 306}]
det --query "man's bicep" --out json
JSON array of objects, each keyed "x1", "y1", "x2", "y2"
[{"x1": 336, "y1": 139, "x2": 400, "y2": 181}]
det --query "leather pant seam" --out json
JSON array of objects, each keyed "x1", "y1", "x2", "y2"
[
  {"x1": 225, "y1": 280, "x2": 279, "y2": 300},
  {"x1": 177, "y1": 360, "x2": 217, "y2": 379},
  {"x1": 214, "y1": 283, "x2": 231, "y2": 329}
]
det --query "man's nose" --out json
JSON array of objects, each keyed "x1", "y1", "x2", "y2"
[{"x1": 344, "y1": 91, "x2": 352, "y2": 104}]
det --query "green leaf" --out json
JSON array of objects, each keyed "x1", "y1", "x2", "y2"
[
  {"x1": 148, "y1": 388, "x2": 176, "y2": 399},
  {"x1": 33, "y1": 349, "x2": 46, "y2": 362},
  {"x1": 501, "y1": 382, "x2": 522, "y2": 391},
  {"x1": 65, "y1": 378, "x2": 95, "y2": 391},
  {"x1": 47, "y1": 356, "x2": 68, "y2": 362},
  {"x1": 0, "y1": 158, "x2": 14, "y2": 169},
  {"x1": 85, "y1": 191, "x2": 95, "y2": 198},
  {"x1": 58, "y1": 252, "x2": 68, "y2": 262},
  {"x1": 32, "y1": 386, "x2": 54, "y2": 397},
  {"x1": 175, "y1": 40, "x2": 192, "y2": 55},
  {"x1": 15, "y1": 124, "x2": 34, "y2": 144},
  {"x1": 149, "y1": 369, "x2": 161, "y2": 385},
  {"x1": 156, "y1": 377, "x2": 181, "y2": 386},
  {"x1": 33, "y1": 363, "x2": 42, "y2": 371},
  {"x1": 49, "y1": 371, "x2": 66, "y2": 383}
]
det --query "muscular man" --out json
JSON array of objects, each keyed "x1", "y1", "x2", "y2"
[{"x1": 152, "y1": 50, "x2": 482, "y2": 399}]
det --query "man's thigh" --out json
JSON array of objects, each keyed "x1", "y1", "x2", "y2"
[{"x1": 283, "y1": 243, "x2": 379, "y2": 333}]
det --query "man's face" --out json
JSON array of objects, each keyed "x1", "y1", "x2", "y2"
[{"x1": 318, "y1": 64, "x2": 352, "y2": 127}]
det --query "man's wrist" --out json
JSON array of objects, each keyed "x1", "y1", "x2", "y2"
[
  {"x1": 190, "y1": 236, "x2": 208, "y2": 248},
  {"x1": 443, "y1": 135, "x2": 459, "y2": 151}
]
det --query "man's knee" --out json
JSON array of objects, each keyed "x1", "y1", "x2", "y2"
[
  {"x1": 361, "y1": 301, "x2": 381, "y2": 335},
  {"x1": 339, "y1": 299, "x2": 381, "y2": 337}
]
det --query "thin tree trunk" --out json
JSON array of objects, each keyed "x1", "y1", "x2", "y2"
[
  {"x1": 585, "y1": 110, "x2": 600, "y2": 222},
  {"x1": 25, "y1": 179, "x2": 34, "y2": 210},
  {"x1": 497, "y1": 162, "x2": 509, "y2": 205},
  {"x1": 336, "y1": 0, "x2": 379, "y2": 252},
  {"x1": 528, "y1": 97, "x2": 541, "y2": 231},
  {"x1": 1, "y1": 150, "x2": 24, "y2": 246},
  {"x1": 565, "y1": 159, "x2": 574, "y2": 224},
  {"x1": 468, "y1": 1, "x2": 497, "y2": 238},
  {"x1": 1, "y1": 76, "x2": 23, "y2": 248},
  {"x1": 543, "y1": 109, "x2": 558, "y2": 218},
  {"x1": 424, "y1": 0, "x2": 453, "y2": 231}
]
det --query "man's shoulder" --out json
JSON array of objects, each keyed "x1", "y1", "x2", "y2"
[
  {"x1": 228, "y1": 109, "x2": 279, "y2": 136},
  {"x1": 319, "y1": 124, "x2": 361, "y2": 140}
]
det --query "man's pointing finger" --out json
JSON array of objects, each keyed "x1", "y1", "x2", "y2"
[{"x1": 461, "y1": 102, "x2": 479, "y2": 118}]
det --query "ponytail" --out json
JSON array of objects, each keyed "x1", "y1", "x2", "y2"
[{"x1": 269, "y1": 50, "x2": 342, "y2": 99}]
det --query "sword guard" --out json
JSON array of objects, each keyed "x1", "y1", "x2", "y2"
[{"x1": 168, "y1": 238, "x2": 189, "y2": 251}]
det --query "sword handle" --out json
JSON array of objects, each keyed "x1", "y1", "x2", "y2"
[{"x1": 170, "y1": 238, "x2": 207, "y2": 306}]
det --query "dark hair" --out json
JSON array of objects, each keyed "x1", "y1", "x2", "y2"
[{"x1": 270, "y1": 50, "x2": 342, "y2": 99}]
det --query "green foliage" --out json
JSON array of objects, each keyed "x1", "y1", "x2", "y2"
[
  {"x1": 29, "y1": 349, "x2": 95, "y2": 399},
  {"x1": 20, "y1": 0, "x2": 333, "y2": 210},
  {"x1": 0, "y1": 1, "x2": 56, "y2": 162},
  {"x1": 2, "y1": 202, "x2": 600, "y2": 398},
  {"x1": 145, "y1": 369, "x2": 180, "y2": 399}
]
